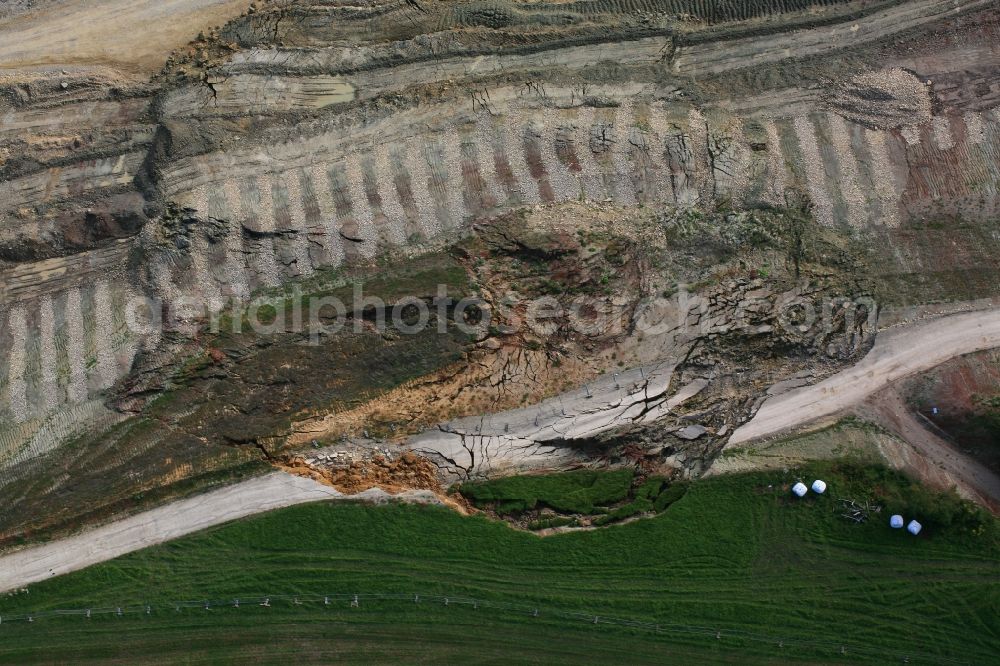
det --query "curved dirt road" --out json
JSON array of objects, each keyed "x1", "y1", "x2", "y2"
[
  {"x1": 0, "y1": 473, "x2": 440, "y2": 594},
  {"x1": 729, "y1": 308, "x2": 1000, "y2": 445}
]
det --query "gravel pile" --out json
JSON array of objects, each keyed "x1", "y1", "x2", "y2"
[{"x1": 827, "y1": 67, "x2": 932, "y2": 130}]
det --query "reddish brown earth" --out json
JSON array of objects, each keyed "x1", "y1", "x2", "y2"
[
  {"x1": 902, "y1": 349, "x2": 1000, "y2": 476},
  {"x1": 866, "y1": 389, "x2": 1000, "y2": 513}
]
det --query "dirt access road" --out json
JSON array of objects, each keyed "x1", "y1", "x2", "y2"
[
  {"x1": 867, "y1": 390, "x2": 1000, "y2": 511},
  {"x1": 730, "y1": 308, "x2": 1000, "y2": 445},
  {"x1": 0, "y1": 473, "x2": 440, "y2": 593},
  {"x1": 0, "y1": 0, "x2": 250, "y2": 74}
]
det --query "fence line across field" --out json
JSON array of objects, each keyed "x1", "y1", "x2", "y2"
[{"x1": 0, "y1": 592, "x2": 968, "y2": 664}]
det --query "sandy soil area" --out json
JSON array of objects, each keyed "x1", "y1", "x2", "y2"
[{"x1": 0, "y1": 0, "x2": 250, "y2": 74}]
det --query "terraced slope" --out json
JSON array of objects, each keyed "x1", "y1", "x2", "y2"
[{"x1": 1, "y1": 0, "x2": 999, "y2": 513}]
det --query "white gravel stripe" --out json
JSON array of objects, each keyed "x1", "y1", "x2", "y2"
[
  {"x1": 574, "y1": 106, "x2": 606, "y2": 201},
  {"x1": 403, "y1": 139, "x2": 441, "y2": 238},
  {"x1": 473, "y1": 114, "x2": 506, "y2": 208},
  {"x1": 308, "y1": 165, "x2": 346, "y2": 268},
  {"x1": 342, "y1": 155, "x2": 378, "y2": 259},
  {"x1": 611, "y1": 101, "x2": 638, "y2": 205},
  {"x1": 38, "y1": 296, "x2": 59, "y2": 411},
  {"x1": 5, "y1": 305, "x2": 28, "y2": 423},
  {"x1": 717, "y1": 119, "x2": 751, "y2": 205},
  {"x1": 501, "y1": 114, "x2": 541, "y2": 204},
  {"x1": 92, "y1": 281, "x2": 118, "y2": 390},
  {"x1": 792, "y1": 115, "x2": 835, "y2": 227},
  {"x1": 185, "y1": 185, "x2": 221, "y2": 302},
  {"x1": 439, "y1": 127, "x2": 469, "y2": 228},
  {"x1": 373, "y1": 144, "x2": 409, "y2": 245},
  {"x1": 931, "y1": 116, "x2": 954, "y2": 151},
  {"x1": 186, "y1": 185, "x2": 209, "y2": 217},
  {"x1": 283, "y1": 171, "x2": 315, "y2": 276},
  {"x1": 219, "y1": 179, "x2": 252, "y2": 299},
  {"x1": 127, "y1": 285, "x2": 162, "y2": 357},
  {"x1": 253, "y1": 174, "x2": 283, "y2": 286},
  {"x1": 644, "y1": 106, "x2": 676, "y2": 202},
  {"x1": 538, "y1": 110, "x2": 577, "y2": 203},
  {"x1": 687, "y1": 108, "x2": 710, "y2": 203},
  {"x1": 865, "y1": 128, "x2": 901, "y2": 227},
  {"x1": 826, "y1": 113, "x2": 867, "y2": 228},
  {"x1": 762, "y1": 118, "x2": 788, "y2": 206},
  {"x1": 63, "y1": 287, "x2": 89, "y2": 404},
  {"x1": 191, "y1": 228, "x2": 221, "y2": 304},
  {"x1": 901, "y1": 125, "x2": 922, "y2": 146},
  {"x1": 964, "y1": 111, "x2": 987, "y2": 146}
]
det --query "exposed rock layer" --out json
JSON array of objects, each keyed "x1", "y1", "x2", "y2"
[{"x1": 1, "y1": 0, "x2": 999, "y2": 509}]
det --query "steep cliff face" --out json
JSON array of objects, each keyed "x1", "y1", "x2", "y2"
[{"x1": 1, "y1": 0, "x2": 999, "y2": 535}]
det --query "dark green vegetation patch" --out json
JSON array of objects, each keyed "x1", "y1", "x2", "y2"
[
  {"x1": 457, "y1": 469, "x2": 690, "y2": 528},
  {"x1": 458, "y1": 469, "x2": 635, "y2": 514}
]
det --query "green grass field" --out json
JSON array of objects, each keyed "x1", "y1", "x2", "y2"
[
  {"x1": 0, "y1": 462, "x2": 997, "y2": 664},
  {"x1": 457, "y1": 469, "x2": 690, "y2": 528},
  {"x1": 458, "y1": 468, "x2": 636, "y2": 514}
]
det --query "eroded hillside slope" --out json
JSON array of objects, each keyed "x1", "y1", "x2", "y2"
[{"x1": 2, "y1": 0, "x2": 1000, "y2": 540}]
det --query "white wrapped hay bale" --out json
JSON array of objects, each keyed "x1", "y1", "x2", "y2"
[
  {"x1": 890, "y1": 515, "x2": 904, "y2": 529},
  {"x1": 811, "y1": 480, "x2": 827, "y2": 494},
  {"x1": 907, "y1": 520, "x2": 922, "y2": 535},
  {"x1": 792, "y1": 482, "x2": 808, "y2": 497}
]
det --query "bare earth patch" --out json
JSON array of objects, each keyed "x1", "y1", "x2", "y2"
[{"x1": 0, "y1": 0, "x2": 254, "y2": 75}]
